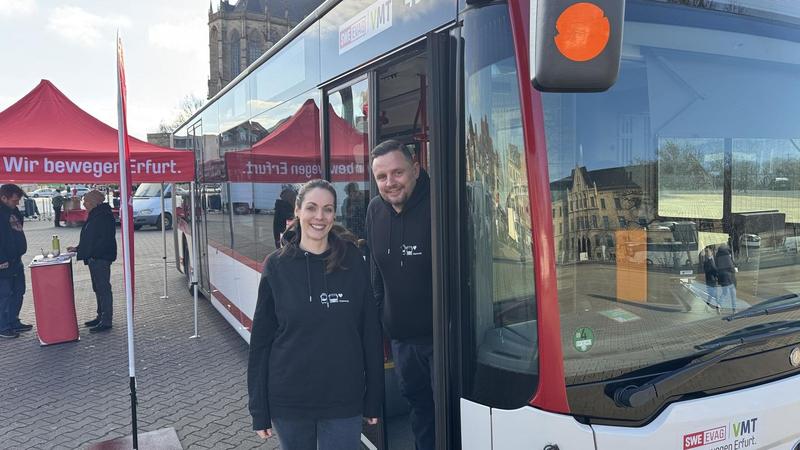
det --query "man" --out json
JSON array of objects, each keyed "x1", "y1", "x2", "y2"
[
  {"x1": 52, "y1": 189, "x2": 64, "y2": 227},
  {"x1": 67, "y1": 190, "x2": 117, "y2": 333},
  {"x1": 0, "y1": 184, "x2": 32, "y2": 339},
  {"x1": 366, "y1": 140, "x2": 434, "y2": 450}
]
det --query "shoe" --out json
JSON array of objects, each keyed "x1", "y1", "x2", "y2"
[
  {"x1": 14, "y1": 323, "x2": 33, "y2": 332},
  {"x1": 89, "y1": 324, "x2": 112, "y2": 333},
  {"x1": 84, "y1": 317, "x2": 101, "y2": 327},
  {"x1": 0, "y1": 329, "x2": 19, "y2": 339}
]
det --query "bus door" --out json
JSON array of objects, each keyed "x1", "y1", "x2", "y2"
[
  {"x1": 324, "y1": 45, "x2": 432, "y2": 450},
  {"x1": 188, "y1": 120, "x2": 211, "y2": 293}
]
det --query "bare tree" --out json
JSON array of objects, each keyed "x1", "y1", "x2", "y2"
[{"x1": 157, "y1": 95, "x2": 205, "y2": 133}]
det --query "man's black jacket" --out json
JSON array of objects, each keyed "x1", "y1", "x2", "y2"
[
  {"x1": 0, "y1": 204, "x2": 26, "y2": 277},
  {"x1": 77, "y1": 203, "x2": 117, "y2": 264}
]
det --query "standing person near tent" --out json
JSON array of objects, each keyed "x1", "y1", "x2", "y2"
[
  {"x1": 52, "y1": 190, "x2": 64, "y2": 227},
  {"x1": 0, "y1": 184, "x2": 32, "y2": 339},
  {"x1": 248, "y1": 179, "x2": 383, "y2": 450},
  {"x1": 67, "y1": 190, "x2": 117, "y2": 333},
  {"x1": 366, "y1": 140, "x2": 435, "y2": 450}
]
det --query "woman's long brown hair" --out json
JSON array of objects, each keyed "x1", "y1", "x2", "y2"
[{"x1": 279, "y1": 179, "x2": 358, "y2": 273}]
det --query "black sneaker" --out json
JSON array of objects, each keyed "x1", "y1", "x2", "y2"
[
  {"x1": 89, "y1": 324, "x2": 112, "y2": 333},
  {"x1": 84, "y1": 317, "x2": 101, "y2": 327},
  {"x1": 0, "y1": 329, "x2": 19, "y2": 339},
  {"x1": 14, "y1": 323, "x2": 33, "y2": 332}
]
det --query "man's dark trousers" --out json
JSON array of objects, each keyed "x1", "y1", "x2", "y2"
[
  {"x1": 88, "y1": 259, "x2": 113, "y2": 325},
  {"x1": 54, "y1": 207, "x2": 61, "y2": 227},
  {"x1": 0, "y1": 268, "x2": 25, "y2": 332},
  {"x1": 391, "y1": 339, "x2": 435, "y2": 450}
]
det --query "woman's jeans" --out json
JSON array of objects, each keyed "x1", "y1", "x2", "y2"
[{"x1": 272, "y1": 416, "x2": 362, "y2": 450}]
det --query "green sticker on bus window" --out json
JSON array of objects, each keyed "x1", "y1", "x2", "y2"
[{"x1": 573, "y1": 327, "x2": 595, "y2": 353}]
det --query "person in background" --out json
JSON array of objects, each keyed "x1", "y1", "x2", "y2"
[
  {"x1": 272, "y1": 187, "x2": 297, "y2": 249},
  {"x1": 342, "y1": 182, "x2": 366, "y2": 238},
  {"x1": 702, "y1": 246, "x2": 719, "y2": 309},
  {"x1": 0, "y1": 184, "x2": 32, "y2": 339},
  {"x1": 366, "y1": 140, "x2": 435, "y2": 450},
  {"x1": 67, "y1": 190, "x2": 117, "y2": 333},
  {"x1": 52, "y1": 189, "x2": 64, "y2": 227},
  {"x1": 248, "y1": 179, "x2": 383, "y2": 450},
  {"x1": 715, "y1": 244, "x2": 737, "y2": 311}
]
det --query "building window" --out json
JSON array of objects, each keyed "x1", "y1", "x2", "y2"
[
  {"x1": 614, "y1": 197, "x2": 622, "y2": 209},
  {"x1": 591, "y1": 216, "x2": 598, "y2": 228},
  {"x1": 619, "y1": 216, "x2": 627, "y2": 228},
  {"x1": 591, "y1": 197, "x2": 596, "y2": 207},
  {"x1": 600, "y1": 198, "x2": 606, "y2": 209},
  {"x1": 229, "y1": 30, "x2": 241, "y2": 78},
  {"x1": 603, "y1": 216, "x2": 610, "y2": 229}
]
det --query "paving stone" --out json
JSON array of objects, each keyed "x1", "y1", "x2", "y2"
[{"x1": 1, "y1": 222, "x2": 259, "y2": 448}]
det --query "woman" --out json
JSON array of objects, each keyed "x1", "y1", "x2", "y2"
[
  {"x1": 715, "y1": 244, "x2": 737, "y2": 311},
  {"x1": 248, "y1": 179, "x2": 383, "y2": 450},
  {"x1": 702, "y1": 246, "x2": 719, "y2": 308}
]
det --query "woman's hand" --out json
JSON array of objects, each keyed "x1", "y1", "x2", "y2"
[
  {"x1": 365, "y1": 417, "x2": 379, "y2": 425},
  {"x1": 255, "y1": 429, "x2": 273, "y2": 439}
]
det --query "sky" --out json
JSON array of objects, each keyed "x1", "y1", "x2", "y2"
[{"x1": 0, "y1": 0, "x2": 209, "y2": 140}]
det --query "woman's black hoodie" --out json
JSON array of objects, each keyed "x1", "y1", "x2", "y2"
[{"x1": 247, "y1": 240, "x2": 383, "y2": 431}]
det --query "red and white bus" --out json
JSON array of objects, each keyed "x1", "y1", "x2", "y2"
[{"x1": 172, "y1": 0, "x2": 800, "y2": 448}]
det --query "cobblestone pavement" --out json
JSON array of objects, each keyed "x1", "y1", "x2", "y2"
[{"x1": 0, "y1": 220, "x2": 279, "y2": 449}]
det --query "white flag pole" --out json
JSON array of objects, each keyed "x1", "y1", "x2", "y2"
[{"x1": 116, "y1": 31, "x2": 139, "y2": 449}]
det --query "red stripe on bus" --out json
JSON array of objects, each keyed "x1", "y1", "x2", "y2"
[
  {"x1": 508, "y1": 0, "x2": 570, "y2": 413},
  {"x1": 209, "y1": 282, "x2": 253, "y2": 332}
]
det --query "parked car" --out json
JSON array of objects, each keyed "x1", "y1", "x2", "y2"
[
  {"x1": 65, "y1": 186, "x2": 90, "y2": 198},
  {"x1": 739, "y1": 233, "x2": 761, "y2": 249},
  {"x1": 29, "y1": 188, "x2": 59, "y2": 198},
  {"x1": 133, "y1": 183, "x2": 172, "y2": 230}
]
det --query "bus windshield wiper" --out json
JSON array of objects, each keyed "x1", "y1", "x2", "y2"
[
  {"x1": 612, "y1": 320, "x2": 800, "y2": 408},
  {"x1": 724, "y1": 293, "x2": 800, "y2": 321}
]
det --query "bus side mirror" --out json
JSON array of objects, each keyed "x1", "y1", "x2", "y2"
[{"x1": 530, "y1": 0, "x2": 625, "y2": 92}]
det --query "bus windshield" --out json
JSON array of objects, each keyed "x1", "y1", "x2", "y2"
[{"x1": 544, "y1": 0, "x2": 800, "y2": 414}]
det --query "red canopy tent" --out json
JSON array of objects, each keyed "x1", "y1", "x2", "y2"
[
  {"x1": 224, "y1": 99, "x2": 367, "y2": 183},
  {"x1": 0, "y1": 79, "x2": 193, "y2": 183}
]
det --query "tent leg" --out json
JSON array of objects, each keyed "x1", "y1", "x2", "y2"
[{"x1": 160, "y1": 182, "x2": 169, "y2": 300}]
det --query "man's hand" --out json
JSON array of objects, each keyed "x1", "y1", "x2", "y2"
[
  {"x1": 66, "y1": 246, "x2": 77, "y2": 252},
  {"x1": 365, "y1": 417, "x2": 379, "y2": 425},
  {"x1": 255, "y1": 429, "x2": 273, "y2": 439},
  {"x1": 0, "y1": 262, "x2": 8, "y2": 269}
]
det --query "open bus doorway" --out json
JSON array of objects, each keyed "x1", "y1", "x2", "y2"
[{"x1": 325, "y1": 47, "x2": 431, "y2": 450}]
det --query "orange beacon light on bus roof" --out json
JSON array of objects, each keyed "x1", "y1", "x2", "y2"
[
  {"x1": 531, "y1": 0, "x2": 625, "y2": 92},
  {"x1": 554, "y1": 3, "x2": 611, "y2": 62}
]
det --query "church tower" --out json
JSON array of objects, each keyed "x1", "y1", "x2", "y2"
[{"x1": 208, "y1": 0, "x2": 298, "y2": 99}]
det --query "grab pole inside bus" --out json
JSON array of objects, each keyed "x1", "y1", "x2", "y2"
[
  {"x1": 160, "y1": 182, "x2": 169, "y2": 300},
  {"x1": 190, "y1": 181, "x2": 200, "y2": 339}
]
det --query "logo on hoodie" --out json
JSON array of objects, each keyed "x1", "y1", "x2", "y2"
[
  {"x1": 401, "y1": 244, "x2": 422, "y2": 256},
  {"x1": 320, "y1": 293, "x2": 350, "y2": 308}
]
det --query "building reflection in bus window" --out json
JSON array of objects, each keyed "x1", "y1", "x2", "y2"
[
  {"x1": 461, "y1": 4, "x2": 538, "y2": 410},
  {"x1": 542, "y1": 1, "x2": 800, "y2": 414}
]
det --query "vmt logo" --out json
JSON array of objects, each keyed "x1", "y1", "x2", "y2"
[{"x1": 732, "y1": 418, "x2": 758, "y2": 438}]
